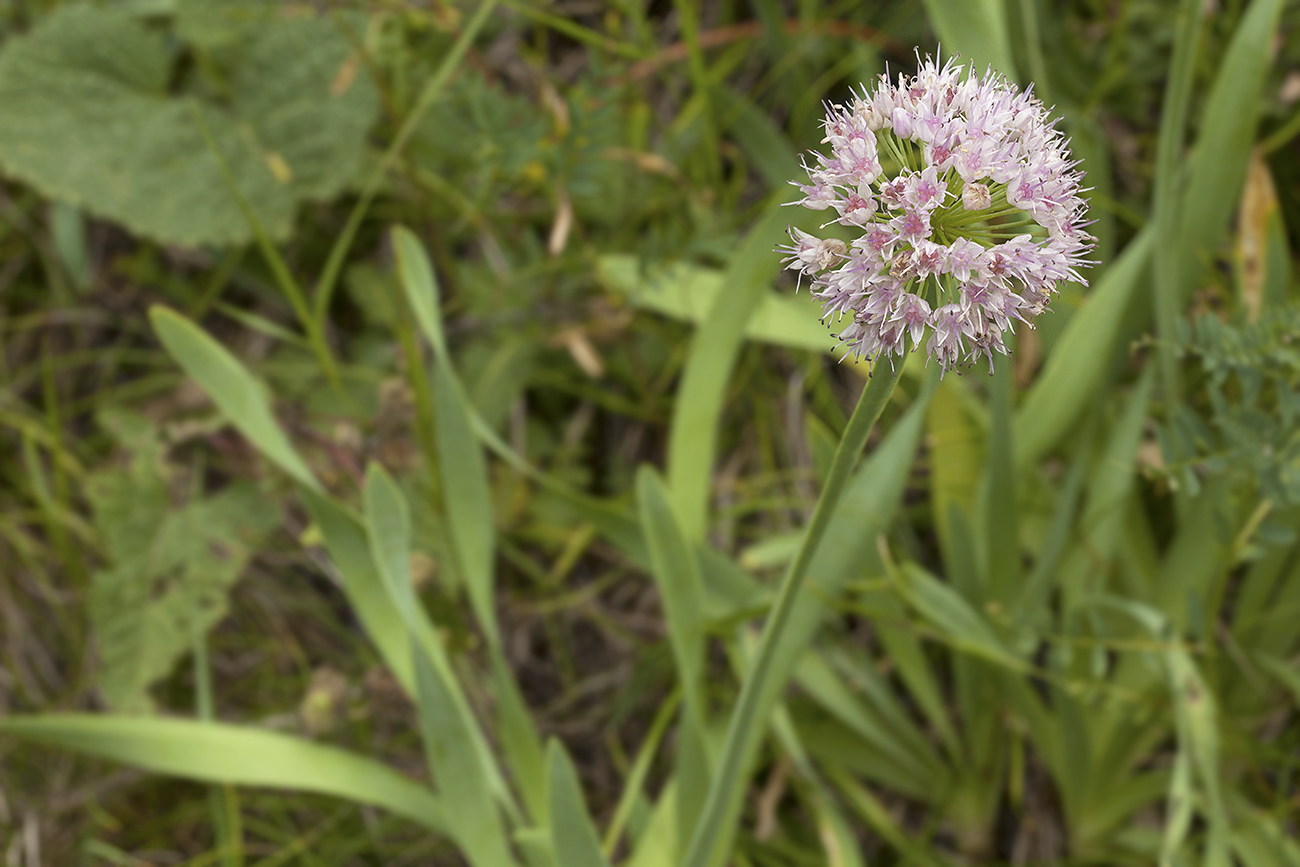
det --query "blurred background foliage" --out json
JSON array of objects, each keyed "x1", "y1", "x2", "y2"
[{"x1": 0, "y1": 0, "x2": 1299, "y2": 865}]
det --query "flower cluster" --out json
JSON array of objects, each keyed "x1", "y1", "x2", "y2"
[{"x1": 779, "y1": 53, "x2": 1093, "y2": 373}]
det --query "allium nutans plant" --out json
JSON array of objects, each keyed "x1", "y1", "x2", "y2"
[
  {"x1": 683, "y1": 55, "x2": 1095, "y2": 867},
  {"x1": 779, "y1": 53, "x2": 1094, "y2": 373}
]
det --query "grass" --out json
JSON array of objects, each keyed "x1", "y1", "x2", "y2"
[{"x1": 1, "y1": 1, "x2": 1299, "y2": 865}]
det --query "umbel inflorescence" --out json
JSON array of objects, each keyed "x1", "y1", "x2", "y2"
[{"x1": 779, "y1": 53, "x2": 1093, "y2": 373}]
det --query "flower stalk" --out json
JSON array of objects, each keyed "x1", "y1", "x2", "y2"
[{"x1": 680, "y1": 356, "x2": 907, "y2": 867}]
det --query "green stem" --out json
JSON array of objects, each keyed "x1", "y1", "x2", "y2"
[
  {"x1": 679, "y1": 356, "x2": 907, "y2": 867},
  {"x1": 189, "y1": 104, "x2": 345, "y2": 399}
]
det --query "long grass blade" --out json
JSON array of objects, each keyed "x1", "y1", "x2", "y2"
[
  {"x1": 150, "y1": 306, "x2": 319, "y2": 491},
  {"x1": 0, "y1": 716, "x2": 445, "y2": 831}
]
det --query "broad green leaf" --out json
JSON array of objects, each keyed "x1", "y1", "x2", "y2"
[
  {"x1": 596, "y1": 255, "x2": 833, "y2": 354},
  {"x1": 434, "y1": 363, "x2": 499, "y2": 645},
  {"x1": 921, "y1": 0, "x2": 1016, "y2": 80},
  {"x1": 415, "y1": 645, "x2": 517, "y2": 867},
  {"x1": 150, "y1": 306, "x2": 319, "y2": 491},
  {"x1": 0, "y1": 715, "x2": 444, "y2": 831},
  {"x1": 0, "y1": 4, "x2": 378, "y2": 246},
  {"x1": 673, "y1": 710, "x2": 712, "y2": 856},
  {"x1": 1231, "y1": 806, "x2": 1300, "y2": 867},
  {"x1": 514, "y1": 828, "x2": 555, "y2": 867},
  {"x1": 1014, "y1": 228, "x2": 1154, "y2": 465},
  {"x1": 547, "y1": 741, "x2": 612, "y2": 867},
  {"x1": 88, "y1": 412, "x2": 278, "y2": 712}
]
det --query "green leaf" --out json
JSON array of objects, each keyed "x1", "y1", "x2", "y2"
[
  {"x1": 0, "y1": 715, "x2": 445, "y2": 831},
  {"x1": 1180, "y1": 0, "x2": 1286, "y2": 292},
  {"x1": 928, "y1": 379, "x2": 983, "y2": 567},
  {"x1": 88, "y1": 412, "x2": 278, "y2": 713},
  {"x1": 1014, "y1": 228, "x2": 1155, "y2": 465},
  {"x1": 809, "y1": 790, "x2": 867, "y2": 867},
  {"x1": 896, "y1": 563, "x2": 1023, "y2": 671},
  {"x1": 394, "y1": 225, "x2": 450, "y2": 365},
  {"x1": 666, "y1": 206, "x2": 793, "y2": 533},
  {"x1": 982, "y1": 359, "x2": 1018, "y2": 605},
  {"x1": 363, "y1": 464, "x2": 420, "y2": 629},
  {"x1": 360, "y1": 465, "x2": 522, "y2": 827},
  {"x1": 831, "y1": 770, "x2": 955, "y2": 867},
  {"x1": 92, "y1": 480, "x2": 279, "y2": 712},
  {"x1": 1168, "y1": 650, "x2": 1230, "y2": 867},
  {"x1": 299, "y1": 488, "x2": 417, "y2": 691},
  {"x1": 434, "y1": 363, "x2": 500, "y2": 645},
  {"x1": 625, "y1": 782, "x2": 679, "y2": 867},
  {"x1": 681, "y1": 366, "x2": 917, "y2": 867},
  {"x1": 394, "y1": 224, "x2": 501, "y2": 645},
  {"x1": 415, "y1": 644, "x2": 517, "y2": 867},
  {"x1": 150, "y1": 306, "x2": 319, "y2": 491},
  {"x1": 635, "y1": 467, "x2": 707, "y2": 716},
  {"x1": 596, "y1": 254, "x2": 832, "y2": 354},
  {"x1": 713, "y1": 84, "x2": 800, "y2": 191},
  {"x1": 0, "y1": 4, "x2": 378, "y2": 246},
  {"x1": 1151, "y1": 0, "x2": 1206, "y2": 403},
  {"x1": 547, "y1": 741, "x2": 612, "y2": 867},
  {"x1": 795, "y1": 652, "x2": 940, "y2": 792},
  {"x1": 492, "y1": 650, "x2": 548, "y2": 825},
  {"x1": 1255, "y1": 653, "x2": 1300, "y2": 704}
]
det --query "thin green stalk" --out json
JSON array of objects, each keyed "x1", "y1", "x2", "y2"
[
  {"x1": 188, "y1": 104, "x2": 344, "y2": 397},
  {"x1": 497, "y1": 0, "x2": 646, "y2": 59},
  {"x1": 1152, "y1": 0, "x2": 1204, "y2": 408},
  {"x1": 679, "y1": 355, "x2": 907, "y2": 867},
  {"x1": 311, "y1": 1, "x2": 498, "y2": 331},
  {"x1": 1261, "y1": 102, "x2": 1300, "y2": 154},
  {"x1": 601, "y1": 689, "x2": 682, "y2": 857}
]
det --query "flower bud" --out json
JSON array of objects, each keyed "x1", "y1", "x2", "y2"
[{"x1": 962, "y1": 182, "x2": 992, "y2": 211}]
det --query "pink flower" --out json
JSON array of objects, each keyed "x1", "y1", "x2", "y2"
[{"x1": 779, "y1": 51, "x2": 1094, "y2": 372}]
